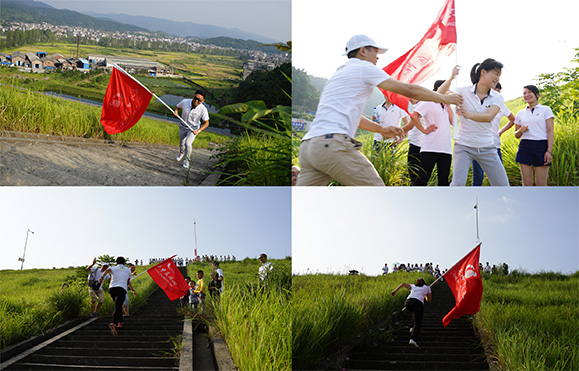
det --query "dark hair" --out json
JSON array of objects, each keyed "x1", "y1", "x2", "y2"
[
  {"x1": 347, "y1": 45, "x2": 373, "y2": 59},
  {"x1": 194, "y1": 90, "x2": 205, "y2": 99},
  {"x1": 415, "y1": 278, "x2": 426, "y2": 287},
  {"x1": 116, "y1": 256, "x2": 126, "y2": 265},
  {"x1": 434, "y1": 80, "x2": 445, "y2": 92},
  {"x1": 213, "y1": 261, "x2": 219, "y2": 267},
  {"x1": 523, "y1": 85, "x2": 540, "y2": 99},
  {"x1": 197, "y1": 270, "x2": 204, "y2": 276},
  {"x1": 259, "y1": 253, "x2": 268, "y2": 259},
  {"x1": 470, "y1": 58, "x2": 503, "y2": 84},
  {"x1": 495, "y1": 82, "x2": 502, "y2": 90}
]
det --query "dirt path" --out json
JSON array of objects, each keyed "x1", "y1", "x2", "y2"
[{"x1": 0, "y1": 131, "x2": 221, "y2": 186}]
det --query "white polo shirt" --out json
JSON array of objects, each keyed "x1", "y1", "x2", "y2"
[
  {"x1": 373, "y1": 103, "x2": 408, "y2": 142},
  {"x1": 454, "y1": 84, "x2": 505, "y2": 148},
  {"x1": 413, "y1": 101, "x2": 452, "y2": 154},
  {"x1": 514, "y1": 104, "x2": 554, "y2": 141},
  {"x1": 303, "y1": 58, "x2": 391, "y2": 140},
  {"x1": 491, "y1": 103, "x2": 512, "y2": 148},
  {"x1": 176, "y1": 99, "x2": 210, "y2": 131},
  {"x1": 407, "y1": 284, "x2": 431, "y2": 304}
]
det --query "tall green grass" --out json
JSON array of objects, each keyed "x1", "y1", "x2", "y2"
[
  {"x1": 187, "y1": 258, "x2": 292, "y2": 370},
  {"x1": 0, "y1": 83, "x2": 227, "y2": 147},
  {"x1": 293, "y1": 272, "x2": 433, "y2": 370},
  {"x1": 475, "y1": 271, "x2": 579, "y2": 371},
  {"x1": 0, "y1": 266, "x2": 158, "y2": 349}
]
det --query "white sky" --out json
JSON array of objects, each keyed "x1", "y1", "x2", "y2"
[
  {"x1": 292, "y1": 0, "x2": 579, "y2": 101},
  {"x1": 40, "y1": 0, "x2": 291, "y2": 42},
  {"x1": 0, "y1": 187, "x2": 291, "y2": 270},
  {"x1": 293, "y1": 187, "x2": 579, "y2": 276}
]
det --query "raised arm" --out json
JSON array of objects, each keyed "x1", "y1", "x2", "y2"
[
  {"x1": 436, "y1": 65, "x2": 460, "y2": 95},
  {"x1": 391, "y1": 283, "x2": 411, "y2": 296},
  {"x1": 378, "y1": 79, "x2": 463, "y2": 107}
]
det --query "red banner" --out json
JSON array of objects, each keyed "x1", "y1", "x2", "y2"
[
  {"x1": 101, "y1": 67, "x2": 153, "y2": 134},
  {"x1": 147, "y1": 255, "x2": 190, "y2": 301},
  {"x1": 381, "y1": 0, "x2": 456, "y2": 114},
  {"x1": 442, "y1": 244, "x2": 483, "y2": 326}
]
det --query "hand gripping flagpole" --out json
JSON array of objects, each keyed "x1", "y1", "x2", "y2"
[{"x1": 112, "y1": 64, "x2": 195, "y2": 132}]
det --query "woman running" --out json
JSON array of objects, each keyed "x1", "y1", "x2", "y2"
[
  {"x1": 514, "y1": 85, "x2": 554, "y2": 186},
  {"x1": 391, "y1": 278, "x2": 432, "y2": 348}
]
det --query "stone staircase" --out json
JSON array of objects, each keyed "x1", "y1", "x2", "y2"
[
  {"x1": 346, "y1": 282, "x2": 489, "y2": 370},
  {"x1": 2, "y1": 267, "x2": 212, "y2": 370}
]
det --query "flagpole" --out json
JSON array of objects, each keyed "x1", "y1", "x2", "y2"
[
  {"x1": 111, "y1": 64, "x2": 195, "y2": 131},
  {"x1": 429, "y1": 243, "x2": 481, "y2": 287},
  {"x1": 194, "y1": 218, "x2": 198, "y2": 261},
  {"x1": 475, "y1": 197, "x2": 480, "y2": 245}
]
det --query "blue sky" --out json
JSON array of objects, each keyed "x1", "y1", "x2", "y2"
[
  {"x1": 293, "y1": 187, "x2": 579, "y2": 275},
  {"x1": 40, "y1": 0, "x2": 291, "y2": 42},
  {"x1": 0, "y1": 187, "x2": 291, "y2": 270}
]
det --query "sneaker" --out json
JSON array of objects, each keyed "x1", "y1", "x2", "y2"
[
  {"x1": 90, "y1": 312, "x2": 99, "y2": 317},
  {"x1": 409, "y1": 339, "x2": 419, "y2": 348},
  {"x1": 409, "y1": 327, "x2": 414, "y2": 334},
  {"x1": 176, "y1": 152, "x2": 185, "y2": 161},
  {"x1": 108, "y1": 323, "x2": 118, "y2": 337},
  {"x1": 117, "y1": 323, "x2": 124, "y2": 329},
  {"x1": 183, "y1": 160, "x2": 190, "y2": 168}
]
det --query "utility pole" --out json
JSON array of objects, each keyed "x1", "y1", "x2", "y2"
[
  {"x1": 474, "y1": 197, "x2": 480, "y2": 245},
  {"x1": 19, "y1": 229, "x2": 34, "y2": 270}
]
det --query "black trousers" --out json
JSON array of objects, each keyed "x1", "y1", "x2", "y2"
[
  {"x1": 109, "y1": 287, "x2": 127, "y2": 325},
  {"x1": 405, "y1": 298, "x2": 424, "y2": 341},
  {"x1": 418, "y1": 151, "x2": 452, "y2": 186},
  {"x1": 407, "y1": 143, "x2": 423, "y2": 186}
]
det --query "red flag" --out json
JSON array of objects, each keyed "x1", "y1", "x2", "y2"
[
  {"x1": 101, "y1": 67, "x2": 153, "y2": 134},
  {"x1": 442, "y1": 244, "x2": 483, "y2": 327},
  {"x1": 147, "y1": 255, "x2": 190, "y2": 301},
  {"x1": 380, "y1": 0, "x2": 456, "y2": 113}
]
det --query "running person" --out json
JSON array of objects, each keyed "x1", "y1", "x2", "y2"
[
  {"x1": 439, "y1": 59, "x2": 510, "y2": 186},
  {"x1": 514, "y1": 85, "x2": 554, "y2": 186},
  {"x1": 99, "y1": 257, "x2": 133, "y2": 336},
  {"x1": 391, "y1": 278, "x2": 432, "y2": 348},
  {"x1": 174, "y1": 91, "x2": 210, "y2": 168},
  {"x1": 295, "y1": 34, "x2": 463, "y2": 186},
  {"x1": 471, "y1": 82, "x2": 515, "y2": 186}
]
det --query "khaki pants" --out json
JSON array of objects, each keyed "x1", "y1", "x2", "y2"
[{"x1": 296, "y1": 134, "x2": 384, "y2": 186}]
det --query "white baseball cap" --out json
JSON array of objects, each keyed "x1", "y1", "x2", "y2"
[{"x1": 344, "y1": 35, "x2": 388, "y2": 56}]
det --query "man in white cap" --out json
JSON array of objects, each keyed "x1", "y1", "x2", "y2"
[{"x1": 296, "y1": 35, "x2": 463, "y2": 186}]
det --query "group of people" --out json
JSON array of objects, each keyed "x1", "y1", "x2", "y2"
[
  {"x1": 197, "y1": 254, "x2": 237, "y2": 263},
  {"x1": 295, "y1": 34, "x2": 555, "y2": 187},
  {"x1": 86, "y1": 257, "x2": 136, "y2": 336},
  {"x1": 148, "y1": 257, "x2": 193, "y2": 266},
  {"x1": 180, "y1": 261, "x2": 225, "y2": 310},
  {"x1": 383, "y1": 262, "x2": 446, "y2": 278}
]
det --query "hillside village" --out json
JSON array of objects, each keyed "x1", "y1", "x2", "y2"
[{"x1": 0, "y1": 21, "x2": 289, "y2": 78}]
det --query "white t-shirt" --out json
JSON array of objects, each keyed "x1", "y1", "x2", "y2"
[
  {"x1": 514, "y1": 104, "x2": 554, "y2": 141},
  {"x1": 407, "y1": 126, "x2": 424, "y2": 147},
  {"x1": 373, "y1": 103, "x2": 408, "y2": 142},
  {"x1": 215, "y1": 267, "x2": 224, "y2": 292},
  {"x1": 454, "y1": 85, "x2": 505, "y2": 148},
  {"x1": 109, "y1": 264, "x2": 133, "y2": 291},
  {"x1": 176, "y1": 99, "x2": 210, "y2": 131},
  {"x1": 413, "y1": 101, "x2": 452, "y2": 154},
  {"x1": 382, "y1": 265, "x2": 388, "y2": 274},
  {"x1": 491, "y1": 103, "x2": 512, "y2": 148},
  {"x1": 303, "y1": 58, "x2": 391, "y2": 140},
  {"x1": 259, "y1": 262, "x2": 273, "y2": 281},
  {"x1": 407, "y1": 284, "x2": 432, "y2": 304}
]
